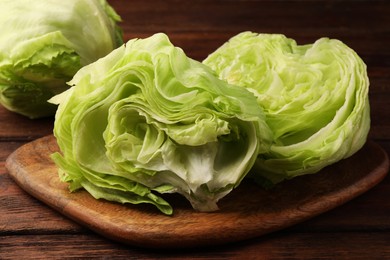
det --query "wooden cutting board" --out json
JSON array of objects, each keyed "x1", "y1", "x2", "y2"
[{"x1": 6, "y1": 135, "x2": 389, "y2": 248}]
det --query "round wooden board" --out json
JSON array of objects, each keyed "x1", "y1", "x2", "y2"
[{"x1": 6, "y1": 135, "x2": 389, "y2": 248}]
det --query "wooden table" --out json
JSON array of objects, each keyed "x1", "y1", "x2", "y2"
[{"x1": 1, "y1": 0, "x2": 389, "y2": 258}]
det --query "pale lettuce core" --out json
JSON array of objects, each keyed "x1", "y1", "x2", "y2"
[
  {"x1": 51, "y1": 33, "x2": 273, "y2": 214},
  {"x1": 0, "y1": 0, "x2": 122, "y2": 118},
  {"x1": 203, "y1": 32, "x2": 370, "y2": 185}
]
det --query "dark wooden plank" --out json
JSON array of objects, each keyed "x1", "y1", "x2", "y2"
[
  {"x1": 0, "y1": 170, "x2": 83, "y2": 235},
  {"x1": 0, "y1": 142, "x2": 83, "y2": 235},
  {"x1": 0, "y1": 142, "x2": 24, "y2": 161},
  {"x1": 1, "y1": 232, "x2": 390, "y2": 259},
  {"x1": 0, "y1": 106, "x2": 53, "y2": 141},
  {"x1": 108, "y1": 0, "x2": 390, "y2": 57},
  {"x1": 369, "y1": 80, "x2": 390, "y2": 140},
  {"x1": 108, "y1": 0, "x2": 390, "y2": 34},
  {"x1": 294, "y1": 173, "x2": 390, "y2": 231},
  {"x1": 290, "y1": 141, "x2": 390, "y2": 232}
]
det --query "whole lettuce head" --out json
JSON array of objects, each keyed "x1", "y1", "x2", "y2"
[
  {"x1": 50, "y1": 33, "x2": 273, "y2": 214},
  {"x1": 0, "y1": 0, "x2": 123, "y2": 118},
  {"x1": 203, "y1": 32, "x2": 370, "y2": 185}
]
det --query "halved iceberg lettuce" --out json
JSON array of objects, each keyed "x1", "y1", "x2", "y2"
[
  {"x1": 204, "y1": 32, "x2": 370, "y2": 185},
  {"x1": 51, "y1": 33, "x2": 273, "y2": 214}
]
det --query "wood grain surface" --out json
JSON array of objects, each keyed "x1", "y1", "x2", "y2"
[{"x1": 5, "y1": 135, "x2": 389, "y2": 248}]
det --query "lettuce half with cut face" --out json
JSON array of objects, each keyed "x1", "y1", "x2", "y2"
[
  {"x1": 203, "y1": 32, "x2": 370, "y2": 185},
  {"x1": 0, "y1": 0, "x2": 123, "y2": 118},
  {"x1": 50, "y1": 33, "x2": 273, "y2": 214}
]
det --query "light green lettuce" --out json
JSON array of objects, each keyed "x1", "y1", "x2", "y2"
[
  {"x1": 50, "y1": 33, "x2": 273, "y2": 214},
  {"x1": 203, "y1": 32, "x2": 370, "y2": 185},
  {"x1": 0, "y1": 0, "x2": 122, "y2": 118}
]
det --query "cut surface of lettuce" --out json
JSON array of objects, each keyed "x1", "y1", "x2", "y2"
[
  {"x1": 0, "y1": 0, "x2": 123, "y2": 118},
  {"x1": 51, "y1": 33, "x2": 273, "y2": 214},
  {"x1": 203, "y1": 32, "x2": 370, "y2": 184}
]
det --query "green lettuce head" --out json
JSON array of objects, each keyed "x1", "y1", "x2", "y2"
[
  {"x1": 50, "y1": 33, "x2": 272, "y2": 214},
  {"x1": 0, "y1": 0, "x2": 122, "y2": 118},
  {"x1": 203, "y1": 32, "x2": 370, "y2": 185}
]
